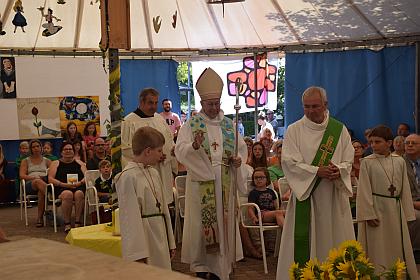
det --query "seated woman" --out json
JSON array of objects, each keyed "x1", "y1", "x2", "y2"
[
  {"x1": 249, "y1": 142, "x2": 268, "y2": 169},
  {"x1": 48, "y1": 142, "x2": 86, "y2": 233},
  {"x1": 19, "y1": 139, "x2": 51, "y2": 227},
  {"x1": 392, "y1": 135, "x2": 405, "y2": 156}
]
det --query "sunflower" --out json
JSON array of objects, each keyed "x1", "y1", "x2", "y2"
[
  {"x1": 394, "y1": 259, "x2": 406, "y2": 280},
  {"x1": 289, "y1": 262, "x2": 301, "y2": 280}
]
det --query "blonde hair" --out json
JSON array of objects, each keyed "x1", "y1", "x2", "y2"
[{"x1": 132, "y1": 127, "x2": 165, "y2": 155}]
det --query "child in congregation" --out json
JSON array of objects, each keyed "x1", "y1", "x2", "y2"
[
  {"x1": 115, "y1": 126, "x2": 176, "y2": 270},
  {"x1": 94, "y1": 159, "x2": 113, "y2": 203},
  {"x1": 15, "y1": 141, "x2": 30, "y2": 200},
  {"x1": 73, "y1": 140, "x2": 86, "y2": 163},
  {"x1": 356, "y1": 125, "x2": 417, "y2": 278},
  {"x1": 62, "y1": 121, "x2": 83, "y2": 144},
  {"x1": 248, "y1": 167, "x2": 285, "y2": 227},
  {"x1": 83, "y1": 121, "x2": 98, "y2": 160},
  {"x1": 42, "y1": 141, "x2": 58, "y2": 161}
]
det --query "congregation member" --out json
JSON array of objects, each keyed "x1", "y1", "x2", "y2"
[
  {"x1": 397, "y1": 122, "x2": 410, "y2": 138},
  {"x1": 15, "y1": 140, "x2": 29, "y2": 199},
  {"x1": 268, "y1": 141, "x2": 287, "y2": 198},
  {"x1": 243, "y1": 136, "x2": 253, "y2": 165},
  {"x1": 73, "y1": 140, "x2": 86, "y2": 163},
  {"x1": 248, "y1": 167, "x2": 285, "y2": 227},
  {"x1": 392, "y1": 135, "x2": 405, "y2": 156},
  {"x1": 42, "y1": 141, "x2": 58, "y2": 161},
  {"x1": 86, "y1": 137, "x2": 108, "y2": 170},
  {"x1": 83, "y1": 121, "x2": 99, "y2": 160},
  {"x1": 62, "y1": 121, "x2": 83, "y2": 144},
  {"x1": 94, "y1": 159, "x2": 113, "y2": 203},
  {"x1": 403, "y1": 134, "x2": 420, "y2": 260},
  {"x1": 160, "y1": 98, "x2": 181, "y2": 140},
  {"x1": 175, "y1": 68, "x2": 248, "y2": 280},
  {"x1": 248, "y1": 142, "x2": 268, "y2": 169},
  {"x1": 48, "y1": 142, "x2": 86, "y2": 233},
  {"x1": 357, "y1": 125, "x2": 417, "y2": 278},
  {"x1": 266, "y1": 110, "x2": 278, "y2": 137},
  {"x1": 116, "y1": 127, "x2": 176, "y2": 269},
  {"x1": 19, "y1": 140, "x2": 51, "y2": 227},
  {"x1": 277, "y1": 86, "x2": 354, "y2": 278},
  {"x1": 122, "y1": 88, "x2": 177, "y2": 206},
  {"x1": 256, "y1": 112, "x2": 274, "y2": 141}
]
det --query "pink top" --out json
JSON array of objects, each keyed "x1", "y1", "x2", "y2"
[
  {"x1": 83, "y1": 135, "x2": 98, "y2": 150},
  {"x1": 160, "y1": 112, "x2": 181, "y2": 135}
]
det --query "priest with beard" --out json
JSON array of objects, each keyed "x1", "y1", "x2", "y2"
[
  {"x1": 121, "y1": 88, "x2": 177, "y2": 206},
  {"x1": 175, "y1": 68, "x2": 248, "y2": 280}
]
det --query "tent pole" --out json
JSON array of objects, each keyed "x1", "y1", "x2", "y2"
[
  {"x1": 108, "y1": 48, "x2": 123, "y2": 174},
  {"x1": 254, "y1": 52, "x2": 258, "y2": 139},
  {"x1": 187, "y1": 62, "x2": 192, "y2": 119},
  {"x1": 416, "y1": 42, "x2": 420, "y2": 134}
]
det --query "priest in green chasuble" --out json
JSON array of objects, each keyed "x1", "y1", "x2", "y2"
[
  {"x1": 276, "y1": 86, "x2": 355, "y2": 279},
  {"x1": 175, "y1": 68, "x2": 248, "y2": 280}
]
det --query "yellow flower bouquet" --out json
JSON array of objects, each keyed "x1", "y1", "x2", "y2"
[{"x1": 289, "y1": 240, "x2": 407, "y2": 280}]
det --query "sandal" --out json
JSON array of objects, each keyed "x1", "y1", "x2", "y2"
[
  {"x1": 64, "y1": 223, "x2": 72, "y2": 233},
  {"x1": 36, "y1": 220, "x2": 44, "y2": 228}
]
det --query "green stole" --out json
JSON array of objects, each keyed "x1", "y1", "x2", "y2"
[
  {"x1": 190, "y1": 114, "x2": 235, "y2": 252},
  {"x1": 294, "y1": 117, "x2": 343, "y2": 267}
]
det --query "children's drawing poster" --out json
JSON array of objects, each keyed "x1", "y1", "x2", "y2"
[
  {"x1": 59, "y1": 96, "x2": 100, "y2": 135},
  {"x1": 17, "y1": 97, "x2": 61, "y2": 139}
]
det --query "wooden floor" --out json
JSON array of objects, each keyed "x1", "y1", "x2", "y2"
[{"x1": 0, "y1": 204, "x2": 277, "y2": 279}]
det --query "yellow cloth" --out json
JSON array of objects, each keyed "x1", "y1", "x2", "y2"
[{"x1": 66, "y1": 223, "x2": 122, "y2": 257}]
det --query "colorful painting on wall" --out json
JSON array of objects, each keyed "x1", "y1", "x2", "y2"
[
  {"x1": 17, "y1": 97, "x2": 61, "y2": 139},
  {"x1": 59, "y1": 96, "x2": 100, "y2": 136}
]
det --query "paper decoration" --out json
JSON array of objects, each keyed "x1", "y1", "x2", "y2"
[
  {"x1": 12, "y1": 0, "x2": 27, "y2": 33},
  {"x1": 38, "y1": 7, "x2": 62, "y2": 37},
  {"x1": 0, "y1": 57, "x2": 17, "y2": 99},
  {"x1": 172, "y1": 11, "x2": 177, "y2": 28},
  {"x1": 153, "y1": 16, "x2": 162, "y2": 33},
  {"x1": 57, "y1": 0, "x2": 66, "y2": 4}
]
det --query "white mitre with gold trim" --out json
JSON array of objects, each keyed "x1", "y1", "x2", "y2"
[{"x1": 195, "y1": 67, "x2": 223, "y2": 101}]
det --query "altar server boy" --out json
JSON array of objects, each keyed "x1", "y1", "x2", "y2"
[
  {"x1": 116, "y1": 126, "x2": 176, "y2": 269},
  {"x1": 356, "y1": 125, "x2": 416, "y2": 278}
]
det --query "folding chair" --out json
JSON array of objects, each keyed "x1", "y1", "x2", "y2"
[
  {"x1": 239, "y1": 190, "x2": 282, "y2": 274},
  {"x1": 20, "y1": 179, "x2": 39, "y2": 226},
  {"x1": 174, "y1": 175, "x2": 186, "y2": 243},
  {"x1": 83, "y1": 169, "x2": 109, "y2": 226}
]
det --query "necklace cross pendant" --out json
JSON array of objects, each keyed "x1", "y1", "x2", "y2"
[
  {"x1": 388, "y1": 184, "x2": 396, "y2": 197},
  {"x1": 211, "y1": 141, "x2": 219, "y2": 151}
]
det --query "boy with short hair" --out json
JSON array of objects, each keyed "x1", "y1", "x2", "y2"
[
  {"x1": 357, "y1": 125, "x2": 417, "y2": 278},
  {"x1": 94, "y1": 159, "x2": 113, "y2": 203},
  {"x1": 115, "y1": 126, "x2": 176, "y2": 270}
]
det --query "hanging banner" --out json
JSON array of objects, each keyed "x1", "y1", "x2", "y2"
[{"x1": 192, "y1": 53, "x2": 278, "y2": 115}]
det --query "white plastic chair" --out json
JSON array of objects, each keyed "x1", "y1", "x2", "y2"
[
  {"x1": 20, "y1": 179, "x2": 40, "y2": 226},
  {"x1": 44, "y1": 183, "x2": 58, "y2": 233},
  {"x1": 239, "y1": 190, "x2": 282, "y2": 274},
  {"x1": 83, "y1": 169, "x2": 108, "y2": 226},
  {"x1": 277, "y1": 177, "x2": 290, "y2": 209},
  {"x1": 174, "y1": 175, "x2": 186, "y2": 243}
]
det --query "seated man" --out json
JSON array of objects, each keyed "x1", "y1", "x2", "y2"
[{"x1": 403, "y1": 134, "x2": 420, "y2": 261}]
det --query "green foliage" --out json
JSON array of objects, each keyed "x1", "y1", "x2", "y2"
[{"x1": 177, "y1": 61, "x2": 190, "y2": 86}]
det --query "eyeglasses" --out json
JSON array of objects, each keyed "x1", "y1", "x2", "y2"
[
  {"x1": 353, "y1": 145, "x2": 363, "y2": 149},
  {"x1": 95, "y1": 144, "x2": 105, "y2": 147},
  {"x1": 254, "y1": 176, "x2": 266, "y2": 180},
  {"x1": 405, "y1": 141, "x2": 418, "y2": 145}
]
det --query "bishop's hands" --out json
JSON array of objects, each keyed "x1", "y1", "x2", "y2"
[
  {"x1": 317, "y1": 161, "x2": 340, "y2": 181},
  {"x1": 192, "y1": 130, "x2": 205, "y2": 150}
]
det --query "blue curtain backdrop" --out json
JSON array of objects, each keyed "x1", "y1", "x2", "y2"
[
  {"x1": 120, "y1": 59, "x2": 180, "y2": 116},
  {"x1": 284, "y1": 46, "x2": 415, "y2": 140}
]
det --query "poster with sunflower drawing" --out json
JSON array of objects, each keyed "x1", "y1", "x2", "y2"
[{"x1": 17, "y1": 97, "x2": 61, "y2": 139}]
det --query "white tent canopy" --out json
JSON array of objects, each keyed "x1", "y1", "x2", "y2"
[{"x1": 0, "y1": 0, "x2": 419, "y2": 53}]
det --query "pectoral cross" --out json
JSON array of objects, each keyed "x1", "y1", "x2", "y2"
[
  {"x1": 319, "y1": 136, "x2": 335, "y2": 166},
  {"x1": 211, "y1": 141, "x2": 219, "y2": 151},
  {"x1": 388, "y1": 184, "x2": 396, "y2": 197}
]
